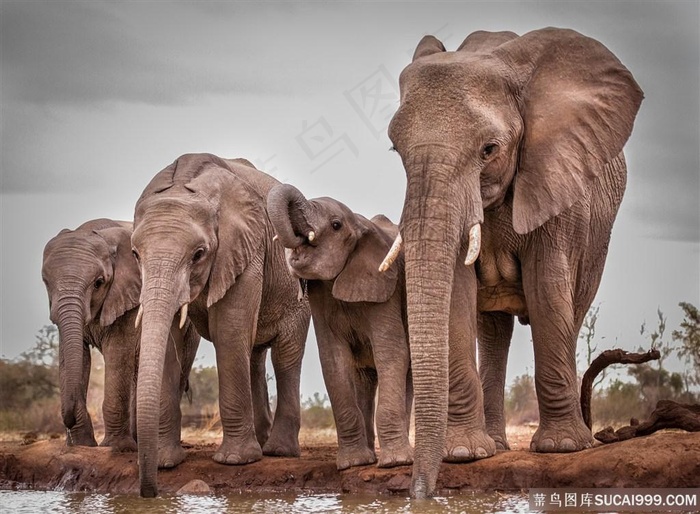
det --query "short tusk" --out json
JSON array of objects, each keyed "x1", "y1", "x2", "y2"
[
  {"x1": 464, "y1": 224, "x2": 482, "y2": 266},
  {"x1": 272, "y1": 234, "x2": 279, "y2": 242},
  {"x1": 179, "y1": 303, "x2": 188, "y2": 329},
  {"x1": 379, "y1": 233, "x2": 402, "y2": 272},
  {"x1": 135, "y1": 304, "x2": 143, "y2": 329},
  {"x1": 307, "y1": 231, "x2": 315, "y2": 242}
]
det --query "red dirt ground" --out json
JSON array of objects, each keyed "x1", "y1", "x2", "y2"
[{"x1": 1, "y1": 429, "x2": 698, "y2": 496}]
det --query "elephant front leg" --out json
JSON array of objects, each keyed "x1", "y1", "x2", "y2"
[
  {"x1": 210, "y1": 283, "x2": 263, "y2": 466},
  {"x1": 371, "y1": 321, "x2": 414, "y2": 468},
  {"x1": 315, "y1": 320, "x2": 376, "y2": 470},
  {"x1": 100, "y1": 331, "x2": 137, "y2": 452},
  {"x1": 444, "y1": 261, "x2": 496, "y2": 462},
  {"x1": 477, "y1": 311, "x2": 514, "y2": 450},
  {"x1": 523, "y1": 253, "x2": 594, "y2": 453}
]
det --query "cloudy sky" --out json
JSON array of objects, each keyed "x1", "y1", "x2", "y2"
[{"x1": 2, "y1": 1, "x2": 698, "y2": 398}]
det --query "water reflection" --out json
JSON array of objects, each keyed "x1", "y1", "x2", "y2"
[{"x1": 0, "y1": 490, "x2": 531, "y2": 514}]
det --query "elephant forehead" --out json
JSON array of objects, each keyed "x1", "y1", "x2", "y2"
[{"x1": 135, "y1": 193, "x2": 216, "y2": 225}]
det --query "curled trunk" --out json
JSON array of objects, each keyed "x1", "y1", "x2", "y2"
[{"x1": 267, "y1": 184, "x2": 316, "y2": 248}]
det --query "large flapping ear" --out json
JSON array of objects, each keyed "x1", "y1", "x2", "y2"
[
  {"x1": 332, "y1": 217, "x2": 399, "y2": 304},
  {"x1": 185, "y1": 165, "x2": 267, "y2": 308},
  {"x1": 96, "y1": 224, "x2": 142, "y2": 327},
  {"x1": 412, "y1": 35, "x2": 446, "y2": 61},
  {"x1": 456, "y1": 30, "x2": 518, "y2": 53},
  {"x1": 493, "y1": 27, "x2": 644, "y2": 234}
]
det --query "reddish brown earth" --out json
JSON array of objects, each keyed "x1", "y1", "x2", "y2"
[{"x1": 1, "y1": 430, "x2": 698, "y2": 495}]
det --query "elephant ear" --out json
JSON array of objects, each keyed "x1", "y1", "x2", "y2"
[
  {"x1": 332, "y1": 217, "x2": 399, "y2": 304},
  {"x1": 412, "y1": 35, "x2": 446, "y2": 61},
  {"x1": 185, "y1": 166, "x2": 267, "y2": 308},
  {"x1": 494, "y1": 27, "x2": 644, "y2": 234},
  {"x1": 97, "y1": 225, "x2": 142, "y2": 327}
]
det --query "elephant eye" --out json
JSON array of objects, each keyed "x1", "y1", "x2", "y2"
[
  {"x1": 481, "y1": 142, "x2": 499, "y2": 160},
  {"x1": 192, "y1": 248, "x2": 205, "y2": 263},
  {"x1": 94, "y1": 277, "x2": 105, "y2": 289},
  {"x1": 132, "y1": 249, "x2": 140, "y2": 262},
  {"x1": 331, "y1": 220, "x2": 342, "y2": 231}
]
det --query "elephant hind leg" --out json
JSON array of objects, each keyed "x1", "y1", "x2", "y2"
[
  {"x1": 478, "y1": 311, "x2": 514, "y2": 450},
  {"x1": 251, "y1": 345, "x2": 273, "y2": 448}
]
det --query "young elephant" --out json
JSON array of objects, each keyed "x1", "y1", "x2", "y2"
[
  {"x1": 41, "y1": 218, "x2": 199, "y2": 466},
  {"x1": 267, "y1": 184, "x2": 413, "y2": 469}
]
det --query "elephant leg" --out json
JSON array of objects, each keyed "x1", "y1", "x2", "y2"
[
  {"x1": 444, "y1": 259, "x2": 496, "y2": 462},
  {"x1": 210, "y1": 270, "x2": 264, "y2": 466},
  {"x1": 356, "y1": 367, "x2": 377, "y2": 453},
  {"x1": 100, "y1": 330, "x2": 137, "y2": 452},
  {"x1": 263, "y1": 333, "x2": 304, "y2": 457},
  {"x1": 477, "y1": 311, "x2": 514, "y2": 450},
  {"x1": 251, "y1": 346, "x2": 273, "y2": 449},
  {"x1": 314, "y1": 318, "x2": 376, "y2": 470},
  {"x1": 157, "y1": 320, "x2": 199, "y2": 468},
  {"x1": 522, "y1": 250, "x2": 593, "y2": 452},
  {"x1": 371, "y1": 317, "x2": 413, "y2": 468}
]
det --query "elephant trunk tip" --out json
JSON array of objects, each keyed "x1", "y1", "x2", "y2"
[
  {"x1": 140, "y1": 484, "x2": 158, "y2": 498},
  {"x1": 62, "y1": 410, "x2": 76, "y2": 430}
]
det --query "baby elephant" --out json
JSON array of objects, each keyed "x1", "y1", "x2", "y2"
[
  {"x1": 268, "y1": 184, "x2": 413, "y2": 469},
  {"x1": 42, "y1": 218, "x2": 199, "y2": 468}
]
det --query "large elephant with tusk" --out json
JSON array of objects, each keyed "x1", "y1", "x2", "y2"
[
  {"x1": 131, "y1": 153, "x2": 310, "y2": 497},
  {"x1": 381, "y1": 28, "x2": 643, "y2": 498}
]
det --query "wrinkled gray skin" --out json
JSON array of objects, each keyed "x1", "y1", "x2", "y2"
[
  {"x1": 267, "y1": 184, "x2": 413, "y2": 470},
  {"x1": 41, "y1": 219, "x2": 199, "y2": 463},
  {"x1": 387, "y1": 28, "x2": 643, "y2": 497},
  {"x1": 132, "y1": 153, "x2": 310, "y2": 498}
]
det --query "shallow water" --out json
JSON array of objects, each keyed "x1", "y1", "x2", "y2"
[{"x1": 0, "y1": 490, "x2": 531, "y2": 513}]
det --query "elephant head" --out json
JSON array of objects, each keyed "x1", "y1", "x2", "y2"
[
  {"x1": 383, "y1": 28, "x2": 643, "y2": 497},
  {"x1": 131, "y1": 153, "x2": 266, "y2": 497},
  {"x1": 267, "y1": 183, "x2": 398, "y2": 303},
  {"x1": 41, "y1": 219, "x2": 141, "y2": 445}
]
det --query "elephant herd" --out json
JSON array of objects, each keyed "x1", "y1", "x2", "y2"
[{"x1": 40, "y1": 28, "x2": 643, "y2": 498}]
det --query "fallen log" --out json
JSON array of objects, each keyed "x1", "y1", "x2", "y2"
[{"x1": 594, "y1": 400, "x2": 700, "y2": 444}]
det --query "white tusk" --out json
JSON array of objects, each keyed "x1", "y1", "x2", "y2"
[
  {"x1": 307, "y1": 231, "x2": 315, "y2": 242},
  {"x1": 179, "y1": 303, "x2": 188, "y2": 329},
  {"x1": 379, "y1": 233, "x2": 402, "y2": 272},
  {"x1": 272, "y1": 234, "x2": 279, "y2": 242},
  {"x1": 464, "y1": 224, "x2": 482, "y2": 266},
  {"x1": 135, "y1": 304, "x2": 143, "y2": 329}
]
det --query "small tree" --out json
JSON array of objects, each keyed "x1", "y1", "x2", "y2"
[{"x1": 672, "y1": 302, "x2": 700, "y2": 390}]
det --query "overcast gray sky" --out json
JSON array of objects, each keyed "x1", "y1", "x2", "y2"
[{"x1": 2, "y1": 1, "x2": 698, "y2": 398}]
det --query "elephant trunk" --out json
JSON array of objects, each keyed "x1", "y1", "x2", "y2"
[
  {"x1": 137, "y1": 267, "x2": 181, "y2": 498},
  {"x1": 53, "y1": 297, "x2": 88, "y2": 432},
  {"x1": 267, "y1": 184, "x2": 316, "y2": 248},
  {"x1": 401, "y1": 152, "x2": 482, "y2": 498}
]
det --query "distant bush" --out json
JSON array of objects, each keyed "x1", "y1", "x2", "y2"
[
  {"x1": 504, "y1": 373, "x2": 539, "y2": 425},
  {"x1": 301, "y1": 393, "x2": 335, "y2": 430}
]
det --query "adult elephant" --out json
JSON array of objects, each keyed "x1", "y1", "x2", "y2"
[
  {"x1": 380, "y1": 28, "x2": 643, "y2": 497},
  {"x1": 41, "y1": 218, "x2": 199, "y2": 459},
  {"x1": 267, "y1": 184, "x2": 414, "y2": 470},
  {"x1": 131, "y1": 153, "x2": 310, "y2": 497}
]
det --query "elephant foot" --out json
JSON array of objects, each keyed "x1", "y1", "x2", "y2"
[
  {"x1": 377, "y1": 443, "x2": 413, "y2": 468},
  {"x1": 213, "y1": 436, "x2": 262, "y2": 465},
  {"x1": 262, "y1": 431, "x2": 300, "y2": 457},
  {"x1": 336, "y1": 444, "x2": 377, "y2": 470},
  {"x1": 530, "y1": 418, "x2": 593, "y2": 453},
  {"x1": 158, "y1": 444, "x2": 186, "y2": 469},
  {"x1": 101, "y1": 433, "x2": 137, "y2": 453},
  {"x1": 488, "y1": 432, "x2": 510, "y2": 451},
  {"x1": 65, "y1": 428, "x2": 97, "y2": 447},
  {"x1": 443, "y1": 425, "x2": 496, "y2": 462}
]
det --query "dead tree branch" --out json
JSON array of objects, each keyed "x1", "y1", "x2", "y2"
[{"x1": 581, "y1": 348, "x2": 660, "y2": 429}]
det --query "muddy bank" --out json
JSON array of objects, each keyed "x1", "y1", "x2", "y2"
[{"x1": 1, "y1": 432, "x2": 698, "y2": 496}]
